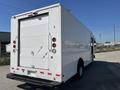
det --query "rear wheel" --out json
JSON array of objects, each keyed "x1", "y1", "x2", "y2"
[
  {"x1": 78, "y1": 65, "x2": 84, "y2": 78},
  {"x1": 79, "y1": 67, "x2": 83, "y2": 77},
  {"x1": 76, "y1": 59, "x2": 84, "y2": 79}
]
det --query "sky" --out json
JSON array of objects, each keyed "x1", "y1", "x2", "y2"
[{"x1": 0, "y1": 0, "x2": 120, "y2": 42}]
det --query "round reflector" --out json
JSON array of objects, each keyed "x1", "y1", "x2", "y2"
[
  {"x1": 52, "y1": 49, "x2": 56, "y2": 53},
  {"x1": 13, "y1": 45, "x2": 16, "y2": 48}
]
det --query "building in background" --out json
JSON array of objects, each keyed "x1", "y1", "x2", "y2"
[
  {"x1": 0, "y1": 32, "x2": 10, "y2": 56},
  {"x1": 103, "y1": 41, "x2": 120, "y2": 46},
  {"x1": 103, "y1": 41, "x2": 114, "y2": 46}
]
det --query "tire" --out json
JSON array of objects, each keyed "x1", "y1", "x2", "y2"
[{"x1": 76, "y1": 61, "x2": 84, "y2": 79}]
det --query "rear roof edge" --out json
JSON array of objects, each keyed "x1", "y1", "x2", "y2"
[{"x1": 12, "y1": 3, "x2": 61, "y2": 18}]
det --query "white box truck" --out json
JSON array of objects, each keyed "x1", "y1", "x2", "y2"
[{"x1": 7, "y1": 3, "x2": 95, "y2": 86}]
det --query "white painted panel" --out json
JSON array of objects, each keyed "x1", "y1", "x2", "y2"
[
  {"x1": 20, "y1": 14, "x2": 49, "y2": 69},
  {"x1": 61, "y1": 6, "x2": 92, "y2": 82}
]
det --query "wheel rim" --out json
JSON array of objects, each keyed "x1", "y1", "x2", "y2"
[{"x1": 79, "y1": 67, "x2": 83, "y2": 76}]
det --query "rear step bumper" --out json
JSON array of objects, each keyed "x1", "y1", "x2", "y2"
[{"x1": 7, "y1": 73, "x2": 61, "y2": 87}]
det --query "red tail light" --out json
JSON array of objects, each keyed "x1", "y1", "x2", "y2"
[
  {"x1": 52, "y1": 43, "x2": 56, "y2": 48},
  {"x1": 13, "y1": 40, "x2": 16, "y2": 44},
  {"x1": 52, "y1": 37, "x2": 56, "y2": 42},
  {"x1": 48, "y1": 73, "x2": 52, "y2": 75},
  {"x1": 56, "y1": 74, "x2": 60, "y2": 76},
  {"x1": 13, "y1": 45, "x2": 16, "y2": 48}
]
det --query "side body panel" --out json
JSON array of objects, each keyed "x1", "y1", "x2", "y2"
[{"x1": 61, "y1": 7, "x2": 92, "y2": 82}]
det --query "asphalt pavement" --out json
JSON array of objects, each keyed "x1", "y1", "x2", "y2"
[{"x1": 0, "y1": 51, "x2": 120, "y2": 90}]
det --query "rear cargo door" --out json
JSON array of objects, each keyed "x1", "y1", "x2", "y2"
[{"x1": 19, "y1": 14, "x2": 49, "y2": 69}]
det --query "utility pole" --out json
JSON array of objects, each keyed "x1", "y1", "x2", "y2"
[
  {"x1": 99, "y1": 33, "x2": 102, "y2": 43},
  {"x1": 114, "y1": 24, "x2": 116, "y2": 45}
]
